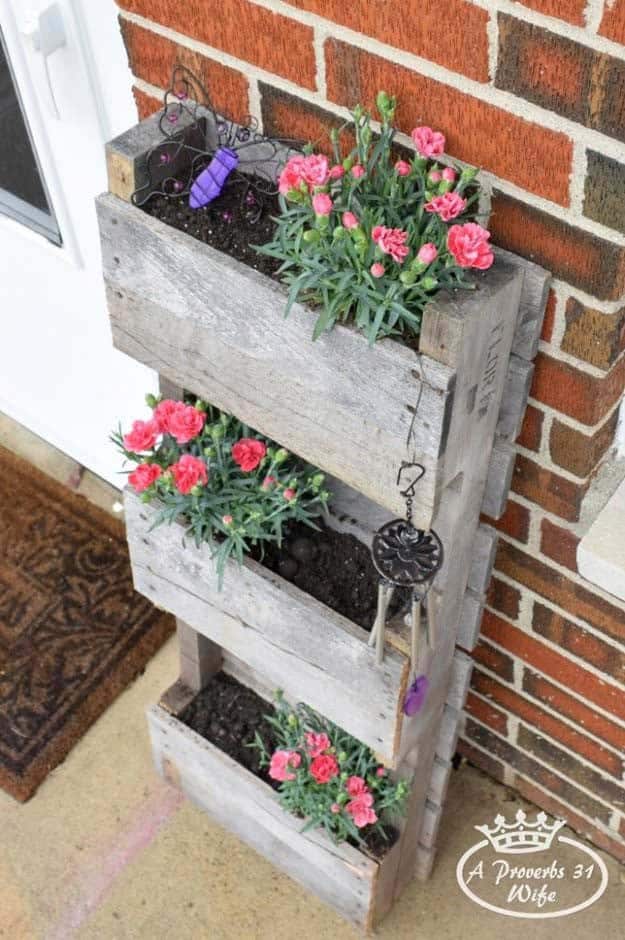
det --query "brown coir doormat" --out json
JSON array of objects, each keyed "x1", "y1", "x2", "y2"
[{"x1": 0, "y1": 446, "x2": 173, "y2": 801}]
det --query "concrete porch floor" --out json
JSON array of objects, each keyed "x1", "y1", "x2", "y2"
[{"x1": 0, "y1": 414, "x2": 623, "y2": 938}]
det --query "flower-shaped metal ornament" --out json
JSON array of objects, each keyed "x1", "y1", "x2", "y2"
[{"x1": 371, "y1": 519, "x2": 443, "y2": 588}]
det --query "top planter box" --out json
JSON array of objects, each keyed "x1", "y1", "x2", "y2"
[{"x1": 98, "y1": 113, "x2": 525, "y2": 527}]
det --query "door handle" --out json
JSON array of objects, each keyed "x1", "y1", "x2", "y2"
[{"x1": 27, "y1": 4, "x2": 67, "y2": 119}]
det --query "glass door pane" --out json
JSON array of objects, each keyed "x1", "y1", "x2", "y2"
[{"x1": 0, "y1": 29, "x2": 61, "y2": 244}]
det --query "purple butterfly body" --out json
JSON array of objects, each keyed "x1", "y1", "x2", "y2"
[
  {"x1": 403, "y1": 675, "x2": 429, "y2": 716},
  {"x1": 189, "y1": 147, "x2": 239, "y2": 209}
]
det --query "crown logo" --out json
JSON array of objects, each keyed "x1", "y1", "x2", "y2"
[{"x1": 475, "y1": 810, "x2": 565, "y2": 854}]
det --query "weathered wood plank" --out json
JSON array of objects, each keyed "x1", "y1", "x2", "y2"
[
  {"x1": 434, "y1": 705, "x2": 462, "y2": 763},
  {"x1": 177, "y1": 619, "x2": 223, "y2": 691},
  {"x1": 427, "y1": 756, "x2": 452, "y2": 806},
  {"x1": 467, "y1": 524, "x2": 498, "y2": 596},
  {"x1": 100, "y1": 193, "x2": 457, "y2": 525},
  {"x1": 148, "y1": 701, "x2": 395, "y2": 929},
  {"x1": 494, "y1": 246, "x2": 551, "y2": 361},
  {"x1": 414, "y1": 844, "x2": 436, "y2": 881},
  {"x1": 481, "y1": 438, "x2": 516, "y2": 519},
  {"x1": 456, "y1": 588, "x2": 486, "y2": 651},
  {"x1": 420, "y1": 799, "x2": 443, "y2": 849},
  {"x1": 126, "y1": 490, "x2": 410, "y2": 765},
  {"x1": 496, "y1": 355, "x2": 534, "y2": 442},
  {"x1": 446, "y1": 651, "x2": 474, "y2": 712}
]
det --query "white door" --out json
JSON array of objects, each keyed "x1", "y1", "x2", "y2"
[{"x1": 0, "y1": 0, "x2": 156, "y2": 486}]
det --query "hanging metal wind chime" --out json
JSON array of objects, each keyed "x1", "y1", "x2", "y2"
[{"x1": 368, "y1": 359, "x2": 444, "y2": 716}]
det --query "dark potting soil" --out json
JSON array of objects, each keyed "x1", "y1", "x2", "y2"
[
  {"x1": 179, "y1": 671, "x2": 398, "y2": 860},
  {"x1": 252, "y1": 519, "x2": 406, "y2": 631},
  {"x1": 142, "y1": 172, "x2": 281, "y2": 278}
]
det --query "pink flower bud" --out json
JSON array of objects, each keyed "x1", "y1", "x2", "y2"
[
  {"x1": 394, "y1": 159, "x2": 411, "y2": 176},
  {"x1": 331, "y1": 803, "x2": 341, "y2": 814},
  {"x1": 262, "y1": 475, "x2": 276, "y2": 490},
  {"x1": 222, "y1": 514, "x2": 233, "y2": 525},
  {"x1": 283, "y1": 488, "x2": 296, "y2": 501},
  {"x1": 429, "y1": 170, "x2": 442, "y2": 183},
  {"x1": 351, "y1": 164, "x2": 365, "y2": 179},
  {"x1": 376, "y1": 767, "x2": 386, "y2": 777},
  {"x1": 312, "y1": 192, "x2": 333, "y2": 216},
  {"x1": 442, "y1": 167, "x2": 457, "y2": 182},
  {"x1": 370, "y1": 262, "x2": 385, "y2": 278},
  {"x1": 417, "y1": 242, "x2": 438, "y2": 264},
  {"x1": 342, "y1": 211, "x2": 359, "y2": 230},
  {"x1": 328, "y1": 164, "x2": 345, "y2": 180}
]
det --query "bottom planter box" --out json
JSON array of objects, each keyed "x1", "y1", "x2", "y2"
[{"x1": 148, "y1": 678, "x2": 403, "y2": 931}]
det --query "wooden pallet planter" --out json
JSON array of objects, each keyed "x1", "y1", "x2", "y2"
[
  {"x1": 99, "y1": 109, "x2": 551, "y2": 925},
  {"x1": 149, "y1": 676, "x2": 402, "y2": 932}
]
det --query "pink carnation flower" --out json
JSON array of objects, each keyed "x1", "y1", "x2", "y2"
[
  {"x1": 170, "y1": 454, "x2": 208, "y2": 495},
  {"x1": 447, "y1": 223, "x2": 494, "y2": 270},
  {"x1": 302, "y1": 153, "x2": 329, "y2": 189},
  {"x1": 123, "y1": 419, "x2": 159, "y2": 452},
  {"x1": 345, "y1": 776, "x2": 368, "y2": 797},
  {"x1": 342, "y1": 211, "x2": 359, "y2": 229},
  {"x1": 310, "y1": 753, "x2": 339, "y2": 784},
  {"x1": 411, "y1": 125, "x2": 446, "y2": 158},
  {"x1": 283, "y1": 487, "x2": 296, "y2": 501},
  {"x1": 269, "y1": 749, "x2": 301, "y2": 782},
  {"x1": 376, "y1": 766, "x2": 387, "y2": 777},
  {"x1": 167, "y1": 403, "x2": 206, "y2": 444},
  {"x1": 261, "y1": 475, "x2": 276, "y2": 490},
  {"x1": 153, "y1": 399, "x2": 179, "y2": 433},
  {"x1": 312, "y1": 192, "x2": 333, "y2": 216},
  {"x1": 328, "y1": 164, "x2": 345, "y2": 180},
  {"x1": 347, "y1": 792, "x2": 378, "y2": 828},
  {"x1": 370, "y1": 262, "x2": 385, "y2": 278},
  {"x1": 304, "y1": 731, "x2": 331, "y2": 757},
  {"x1": 278, "y1": 155, "x2": 307, "y2": 196},
  {"x1": 331, "y1": 803, "x2": 341, "y2": 814},
  {"x1": 442, "y1": 166, "x2": 457, "y2": 182},
  {"x1": 372, "y1": 225, "x2": 410, "y2": 263},
  {"x1": 351, "y1": 164, "x2": 365, "y2": 179},
  {"x1": 128, "y1": 462, "x2": 162, "y2": 493},
  {"x1": 395, "y1": 159, "x2": 411, "y2": 176},
  {"x1": 429, "y1": 170, "x2": 442, "y2": 183},
  {"x1": 417, "y1": 242, "x2": 438, "y2": 264},
  {"x1": 424, "y1": 192, "x2": 467, "y2": 222}
]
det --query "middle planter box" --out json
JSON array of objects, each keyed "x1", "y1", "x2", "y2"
[{"x1": 125, "y1": 488, "x2": 411, "y2": 767}]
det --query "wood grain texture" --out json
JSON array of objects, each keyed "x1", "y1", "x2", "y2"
[
  {"x1": 467, "y1": 524, "x2": 498, "y2": 596},
  {"x1": 98, "y1": 193, "x2": 456, "y2": 525},
  {"x1": 497, "y1": 355, "x2": 535, "y2": 441},
  {"x1": 148, "y1": 699, "x2": 397, "y2": 930},
  {"x1": 456, "y1": 588, "x2": 486, "y2": 652},
  {"x1": 481, "y1": 438, "x2": 516, "y2": 519},
  {"x1": 125, "y1": 490, "x2": 411, "y2": 766},
  {"x1": 494, "y1": 246, "x2": 551, "y2": 361}
]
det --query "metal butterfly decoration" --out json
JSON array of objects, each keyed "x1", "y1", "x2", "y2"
[{"x1": 131, "y1": 64, "x2": 302, "y2": 217}]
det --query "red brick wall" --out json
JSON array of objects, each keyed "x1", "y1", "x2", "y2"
[{"x1": 115, "y1": 0, "x2": 625, "y2": 862}]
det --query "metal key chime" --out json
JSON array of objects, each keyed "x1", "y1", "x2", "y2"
[{"x1": 369, "y1": 463, "x2": 443, "y2": 715}]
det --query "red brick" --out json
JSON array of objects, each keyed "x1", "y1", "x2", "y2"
[
  {"x1": 260, "y1": 84, "x2": 344, "y2": 155},
  {"x1": 120, "y1": 20, "x2": 250, "y2": 123},
  {"x1": 531, "y1": 352, "x2": 625, "y2": 426},
  {"x1": 496, "y1": 540, "x2": 625, "y2": 642},
  {"x1": 549, "y1": 411, "x2": 619, "y2": 478},
  {"x1": 511, "y1": 455, "x2": 588, "y2": 522},
  {"x1": 132, "y1": 86, "x2": 161, "y2": 120},
  {"x1": 472, "y1": 638, "x2": 515, "y2": 682},
  {"x1": 562, "y1": 297, "x2": 625, "y2": 371},
  {"x1": 324, "y1": 39, "x2": 572, "y2": 205},
  {"x1": 490, "y1": 192, "x2": 625, "y2": 302},
  {"x1": 523, "y1": 668, "x2": 625, "y2": 753},
  {"x1": 464, "y1": 717, "x2": 614, "y2": 824},
  {"x1": 487, "y1": 577, "x2": 521, "y2": 620},
  {"x1": 497, "y1": 16, "x2": 625, "y2": 144},
  {"x1": 539, "y1": 517, "x2": 579, "y2": 572},
  {"x1": 600, "y1": 0, "x2": 625, "y2": 47},
  {"x1": 497, "y1": 540, "x2": 625, "y2": 644},
  {"x1": 532, "y1": 602, "x2": 625, "y2": 683},
  {"x1": 519, "y1": 725, "x2": 623, "y2": 808},
  {"x1": 456, "y1": 739, "x2": 506, "y2": 783},
  {"x1": 472, "y1": 669, "x2": 624, "y2": 779},
  {"x1": 517, "y1": 404, "x2": 544, "y2": 452},
  {"x1": 465, "y1": 690, "x2": 509, "y2": 735},
  {"x1": 516, "y1": 0, "x2": 586, "y2": 26},
  {"x1": 540, "y1": 290, "x2": 557, "y2": 344},
  {"x1": 285, "y1": 0, "x2": 489, "y2": 82},
  {"x1": 481, "y1": 610, "x2": 625, "y2": 719},
  {"x1": 483, "y1": 498, "x2": 531, "y2": 542},
  {"x1": 514, "y1": 776, "x2": 625, "y2": 865},
  {"x1": 118, "y1": 0, "x2": 316, "y2": 88}
]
